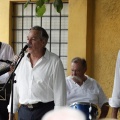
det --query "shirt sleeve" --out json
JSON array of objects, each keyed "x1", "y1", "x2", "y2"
[
  {"x1": 109, "y1": 50, "x2": 120, "y2": 107},
  {"x1": 53, "y1": 59, "x2": 66, "y2": 109},
  {"x1": 97, "y1": 83, "x2": 108, "y2": 108},
  {"x1": 7, "y1": 45, "x2": 14, "y2": 60},
  {"x1": 0, "y1": 73, "x2": 10, "y2": 83},
  {"x1": 0, "y1": 44, "x2": 14, "y2": 84}
]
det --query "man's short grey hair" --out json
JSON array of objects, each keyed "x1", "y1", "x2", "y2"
[
  {"x1": 41, "y1": 107, "x2": 86, "y2": 120},
  {"x1": 71, "y1": 57, "x2": 87, "y2": 68},
  {"x1": 30, "y1": 26, "x2": 49, "y2": 42}
]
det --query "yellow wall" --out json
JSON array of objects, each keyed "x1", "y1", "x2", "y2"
[
  {"x1": 68, "y1": 0, "x2": 87, "y2": 74},
  {"x1": 68, "y1": 0, "x2": 120, "y2": 118},
  {"x1": 93, "y1": 0, "x2": 120, "y2": 118},
  {"x1": 0, "y1": 0, "x2": 10, "y2": 44},
  {"x1": 1, "y1": 0, "x2": 120, "y2": 119},
  {"x1": 93, "y1": 0, "x2": 120, "y2": 97}
]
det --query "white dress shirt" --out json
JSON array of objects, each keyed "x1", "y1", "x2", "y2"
[
  {"x1": 0, "y1": 42, "x2": 14, "y2": 84},
  {"x1": 8, "y1": 49, "x2": 66, "y2": 113},
  {"x1": 109, "y1": 50, "x2": 120, "y2": 107},
  {"x1": 66, "y1": 75, "x2": 108, "y2": 108}
]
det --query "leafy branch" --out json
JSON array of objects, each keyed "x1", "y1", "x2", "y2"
[{"x1": 24, "y1": 0, "x2": 63, "y2": 17}]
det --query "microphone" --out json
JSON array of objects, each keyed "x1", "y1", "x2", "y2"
[
  {"x1": 19, "y1": 44, "x2": 29, "y2": 55},
  {"x1": 0, "y1": 59, "x2": 12, "y2": 64},
  {"x1": 0, "y1": 66, "x2": 10, "y2": 76}
]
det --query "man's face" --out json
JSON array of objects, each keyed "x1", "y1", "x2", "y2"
[
  {"x1": 71, "y1": 62, "x2": 85, "y2": 79},
  {"x1": 27, "y1": 30, "x2": 46, "y2": 53}
]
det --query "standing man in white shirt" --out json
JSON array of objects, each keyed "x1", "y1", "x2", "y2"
[
  {"x1": 0, "y1": 42, "x2": 14, "y2": 120},
  {"x1": 8, "y1": 26, "x2": 66, "y2": 120},
  {"x1": 66, "y1": 57, "x2": 109, "y2": 120},
  {"x1": 109, "y1": 50, "x2": 120, "y2": 119}
]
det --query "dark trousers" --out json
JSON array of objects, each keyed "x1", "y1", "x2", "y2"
[
  {"x1": 18, "y1": 101, "x2": 54, "y2": 120},
  {"x1": 0, "y1": 83, "x2": 11, "y2": 120},
  {"x1": 0, "y1": 100, "x2": 9, "y2": 120}
]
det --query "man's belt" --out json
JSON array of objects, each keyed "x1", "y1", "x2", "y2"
[{"x1": 21, "y1": 101, "x2": 54, "y2": 109}]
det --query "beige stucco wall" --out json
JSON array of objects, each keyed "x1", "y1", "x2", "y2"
[
  {"x1": 68, "y1": 0, "x2": 120, "y2": 118},
  {"x1": 93, "y1": 0, "x2": 120, "y2": 118},
  {"x1": 68, "y1": 0, "x2": 87, "y2": 71},
  {"x1": 0, "y1": 0, "x2": 120, "y2": 119},
  {"x1": 0, "y1": 0, "x2": 10, "y2": 44},
  {"x1": 93, "y1": 0, "x2": 120, "y2": 96}
]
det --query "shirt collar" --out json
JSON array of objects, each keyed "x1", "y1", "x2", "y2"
[
  {"x1": 26, "y1": 48, "x2": 50, "y2": 60},
  {"x1": 43, "y1": 48, "x2": 50, "y2": 60}
]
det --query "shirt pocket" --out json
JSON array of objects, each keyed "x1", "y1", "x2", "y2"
[
  {"x1": 87, "y1": 89, "x2": 98, "y2": 102},
  {"x1": 34, "y1": 72, "x2": 50, "y2": 84}
]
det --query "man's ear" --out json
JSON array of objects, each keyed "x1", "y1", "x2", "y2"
[
  {"x1": 83, "y1": 67, "x2": 87, "y2": 73},
  {"x1": 42, "y1": 40, "x2": 47, "y2": 46}
]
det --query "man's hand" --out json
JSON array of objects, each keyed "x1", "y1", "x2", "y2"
[
  {"x1": 111, "y1": 107, "x2": 119, "y2": 119},
  {"x1": 8, "y1": 55, "x2": 19, "y2": 75},
  {"x1": 99, "y1": 102, "x2": 109, "y2": 119},
  {"x1": 8, "y1": 65, "x2": 14, "y2": 75}
]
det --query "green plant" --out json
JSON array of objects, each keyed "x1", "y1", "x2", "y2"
[{"x1": 24, "y1": 0, "x2": 63, "y2": 17}]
